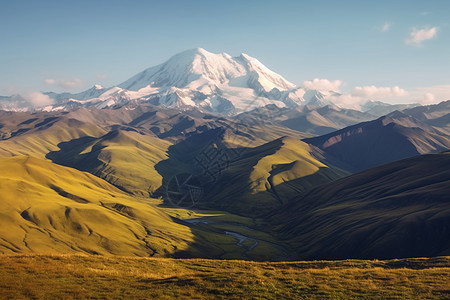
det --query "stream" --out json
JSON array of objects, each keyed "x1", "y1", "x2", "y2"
[
  {"x1": 185, "y1": 218, "x2": 287, "y2": 256},
  {"x1": 225, "y1": 231, "x2": 258, "y2": 251}
]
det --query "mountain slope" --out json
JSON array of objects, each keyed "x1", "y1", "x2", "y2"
[
  {"x1": 0, "y1": 156, "x2": 196, "y2": 256},
  {"x1": 280, "y1": 105, "x2": 376, "y2": 135},
  {"x1": 271, "y1": 151, "x2": 450, "y2": 259},
  {"x1": 0, "y1": 107, "x2": 311, "y2": 199},
  {"x1": 76, "y1": 48, "x2": 306, "y2": 113},
  {"x1": 46, "y1": 129, "x2": 172, "y2": 196},
  {"x1": 204, "y1": 137, "x2": 349, "y2": 215},
  {"x1": 403, "y1": 100, "x2": 450, "y2": 133},
  {"x1": 361, "y1": 100, "x2": 420, "y2": 117},
  {"x1": 234, "y1": 104, "x2": 377, "y2": 136},
  {"x1": 0, "y1": 114, "x2": 107, "y2": 159},
  {"x1": 304, "y1": 111, "x2": 450, "y2": 172}
]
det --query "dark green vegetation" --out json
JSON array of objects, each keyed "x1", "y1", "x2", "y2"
[{"x1": 0, "y1": 254, "x2": 449, "y2": 299}]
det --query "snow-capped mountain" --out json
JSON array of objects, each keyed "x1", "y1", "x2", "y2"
[
  {"x1": 46, "y1": 84, "x2": 106, "y2": 102},
  {"x1": 0, "y1": 48, "x2": 340, "y2": 114}
]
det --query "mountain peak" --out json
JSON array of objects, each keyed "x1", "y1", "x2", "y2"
[
  {"x1": 117, "y1": 48, "x2": 298, "y2": 96},
  {"x1": 173, "y1": 47, "x2": 214, "y2": 60},
  {"x1": 239, "y1": 53, "x2": 256, "y2": 61},
  {"x1": 118, "y1": 48, "x2": 249, "y2": 90},
  {"x1": 9, "y1": 48, "x2": 348, "y2": 114}
]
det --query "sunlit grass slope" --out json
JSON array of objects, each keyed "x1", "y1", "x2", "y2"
[
  {"x1": 0, "y1": 116, "x2": 106, "y2": 159},
  {"x1": 207, "y1": 137, "x2": 348, "y2": 215},
  {"x1": 0, "y1": 156, "x2": 196, "y2": 256},
  {"x1": 47, "y1": 129, "x2": 172, "y2": 196},
  {"x1": 0, "y1": 254, "x2": 449, "y2": 299},
  {"x1": 249, "y1": 137, "x2": 346, "y2": 193}
]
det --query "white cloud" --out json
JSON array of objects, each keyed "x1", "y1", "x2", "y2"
[
  {"x1": 381, "y1": 22, "x2": 391, "y2": 32},
  {"x1": 405, "y1": 27, "x2": 438, "y2": 46},
  {"x1": 58, "y1": 78, "x2": 83, "y2": 89},
  {"x1": 327, "y1": 94, "x2": 362, "y2": 110},
  {"x1": 302, "y1": 78, "x2": 343, "y2": 91},
  {"x1": 351, "y1": 85, "x2": 408, "y2": 98},
  {"x1": 410, "y1": 85, "x2": 450, "y2": 105},
  {"x1": 23, "y1": 92, "x2": 54, "y2": 107},
  {"x1": 422, "y1": 92, "x2": 436, "y2": 104},
  {"x1": 328, "y1": 84, "x2": 450, "y2": 109},
  {"x1": 44, "y1": 78, "x2": 55, "y2": 85},
  {"x1": 324, "y1": 85, "x2": 409, "y2": 110}
]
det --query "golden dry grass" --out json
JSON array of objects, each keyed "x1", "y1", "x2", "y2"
[
  {"x1": 0, "y1": 254, "x2": 448, "y2": 299},
  {"x1": 0, "y1": 156, "x2": 196, "y2": 256}
]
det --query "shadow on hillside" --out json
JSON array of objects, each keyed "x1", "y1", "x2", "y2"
[
  {"x1": 206, "y1": 166, "x2": 347, "y2": 218},
  {"x1": 153, "y1": 128, "x2": 253, "y2": 202},
  {"x1": 45, "y1": 136, "x2": 105, "y2": 172}
]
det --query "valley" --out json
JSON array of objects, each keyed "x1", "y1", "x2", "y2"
[
  {"x1": 0, "y1": 46, "x2": 449, "y2": 298},
  {"x1": 0, "y1": 100, "x2": 448, "y2": 261}
]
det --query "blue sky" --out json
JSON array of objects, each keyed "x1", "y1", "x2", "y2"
[{"x1": 1, "y1": 0, "x2": 449, "y2": 105}]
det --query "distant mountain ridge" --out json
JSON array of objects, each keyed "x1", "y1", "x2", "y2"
[
  {"x1": 304, "y1": 110, "x2": 450, "y2": 172},
  {"x1": 1, "y1": 48, "x2": 446, "y2": 118},
  {"x1": 0, "y1": 48, "x2": 344, "y2": 114}
]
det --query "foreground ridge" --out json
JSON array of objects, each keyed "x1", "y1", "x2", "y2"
[{"x1": 0, "y1": 254, "x2": 449, "y2": 299}]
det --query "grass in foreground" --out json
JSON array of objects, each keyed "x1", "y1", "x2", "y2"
[{"x1": 0, "y1": 254, "x2": 449, "y2": 299}]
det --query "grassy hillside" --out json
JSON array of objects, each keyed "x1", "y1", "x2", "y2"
[
  {"x1": 0, "y1": 107, "x2": 312, "y2": 199},
  {"x1": 46, "y1": 129, "x2": 173, "y2": 196},
  {"x1": 0, "y1": 156, "x2": 198, "y2": 256},
  {"x1": 205, "y1": 137, "x2": 348, "y2": 215},
  {"x1": 0, "y1": 156, "x2": 291, "y2": 260},
  {"x1": 0, "y1": 115, "x2": 106, "y2": 159},
  {"x1": 0, "y1": 254, "x2": 449, "y2": 299},
  {"x1": 271, "y1": 151, "x2": 450, "y2": 260}
]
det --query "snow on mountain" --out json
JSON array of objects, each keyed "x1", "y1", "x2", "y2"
[
  {"x1": 302, "y1": 90, "x2": 341, "y2": 107},
  {"x1": 45, "y1": 84, "x2": 106, "y2": 102},
  {"x1": 111, "y1": 48, "x2": 305, "y2": 114},
  {"x1": 0, "y1": 48, "x2": 343, "y2": 114}
]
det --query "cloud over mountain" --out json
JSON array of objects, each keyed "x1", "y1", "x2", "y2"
[{"x1": 302, "y1": 78, "x2": 342, "y2": 91}]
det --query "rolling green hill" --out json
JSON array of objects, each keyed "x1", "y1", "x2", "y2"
[
  {"x1": 0, "y1": 107, "x2": 312, "y2": 200},
  {"x1": 2, "y1": 106, "x2": 450, "y2": 262},
  {"x1": 0, "y1": 156, "x2": 197, "y2": 256},
  {"x1": 46, "y1": 129, "x2": 172, "y2": 196},
  {"x1": 204, "y1": 136, "x2": 349, "y2": 215},
  {"x1": 0, "y1": 156, "x2": 292, "y2": 260},
  {"x1": 0, "y1": 114, "x2": 106, "y2": 158}
]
